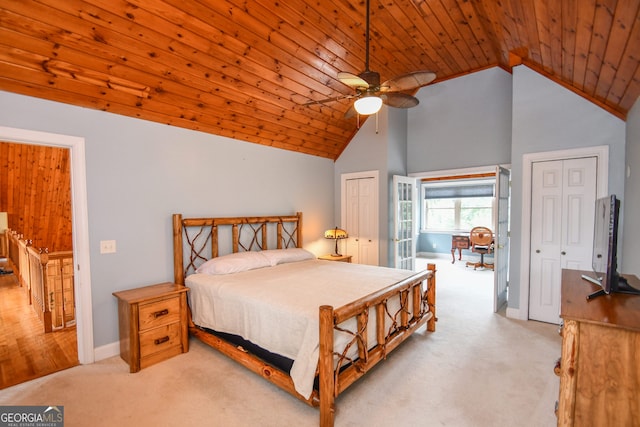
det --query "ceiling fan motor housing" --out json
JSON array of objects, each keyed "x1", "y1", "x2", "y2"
[{"x1": 359, "y1": 70, "x2": 380, "y2": 88}]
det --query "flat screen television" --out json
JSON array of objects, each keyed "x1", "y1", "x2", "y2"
[{"x1": 582, "y1": 194, "x2": 640, "y2": 300}]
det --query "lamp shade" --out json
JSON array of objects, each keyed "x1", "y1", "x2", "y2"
[
  {"x1": 324, "y1": 227, "x2": 348, "y2": 257},
  {"x1": 354, "y1": 95, "x2": 383, "y2": 115},
  {"x1": 324, "y1": 228, "x2": 348, "y2": 239}
]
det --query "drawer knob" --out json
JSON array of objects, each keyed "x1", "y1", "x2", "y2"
[
  {"x1": 554, "y1": 358, "x2": 561, "y2": 376},
  {"x1": 153, "y1": 309, "x2": 169, "y2": 318},
  {"x1": 154, "y1": 336, "x2": 170, "y2": 345}
]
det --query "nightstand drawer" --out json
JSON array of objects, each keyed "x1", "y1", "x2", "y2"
[
  {"x1": 139, "y1": 322, "x2": 182, "y2": 358},
  {"x1": 138, "y1": 296, "x2": 181, "y2": 331}
]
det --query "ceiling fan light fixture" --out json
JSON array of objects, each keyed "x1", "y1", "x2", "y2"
[{"x1": 354, "y1": 95, "x2": 383, "y2": 115}]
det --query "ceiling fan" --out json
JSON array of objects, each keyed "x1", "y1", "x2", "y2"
[{"x1": 305, "y1": 0, "x2": 436, "y2": 118}]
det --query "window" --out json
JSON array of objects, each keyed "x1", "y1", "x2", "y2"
[{"x1": 422, "y1": 180, "x2": 494, "y2": 232}]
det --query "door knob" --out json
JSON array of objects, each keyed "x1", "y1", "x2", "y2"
[
  {"x1": 561, "y1": 251, "x2": 566, "y2": 255},
  {"x1": 536, "y1": 249, "x2": 540, "y2": 253}
]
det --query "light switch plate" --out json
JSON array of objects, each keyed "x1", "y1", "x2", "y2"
[{"x1": 100, "y1": 240, "x2": 116, "y2": 254}]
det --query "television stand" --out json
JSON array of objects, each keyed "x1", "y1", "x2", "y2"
[
  {"x1": 584, "y1": 274, "x2": 640, "y2": 300},
  {"x1": 558, "y1": 269, "x2": 640, "y2": 426}
]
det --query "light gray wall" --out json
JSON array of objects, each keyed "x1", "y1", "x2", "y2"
[
  {"x1": 333, "y1": 107, "x2": 409, "y2": 267},
  {"x1": 407, "y1": 67, "x2": 513, "y2": 172},
  {"x1": 510, "y1": 65, "x2": 626, "y2": 310},
  {"x1": 403, "y1": 65, "x2": 628, "y2": 314},
  {"x1": 334, "y1": 109, "x2": 390, "y2": 265},
  {"x1": 0, "y1": 91, "x2": 335, "y2": 348},
  {"x1": 623, "y1": 97, "x2": 640, "y2": 276}
]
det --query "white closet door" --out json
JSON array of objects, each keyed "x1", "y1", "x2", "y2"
[
  {"x1": 529, "y1": 157, "x2": 597, "y2": 324},
  {"x1": 345, "y1": 179, "x2": 360, "y2": 263},
  {"x1": 344, "y1": 176, "x2": 379, "y2": 265}
]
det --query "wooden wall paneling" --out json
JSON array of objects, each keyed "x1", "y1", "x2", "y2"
[
  {"x1": 2, "y1": 0, "x2": 344, "y2": 155},
  {"x1": 439, "y1": 0, "x2": 494, "y2": 67},
  {"x1": 365, "y1": 4, "x2": 430, "y2": 72},
  {"x1": 572, "y1": 0, "x2": 596, "y2": 91},
  {"x1": 593, "y1": 1, "x2": 637, "y2": 102},
  {"x1": 583, "y1": 0, "x2": 615, "y2": 98},
  {"x1": 1, "y1": 1, "x2": 639, "y2": 159},
  {"x1": 414, "y1": 1, "x2": 468, "y2": 74},
  {"x1": 400, "y1": 0, "x2": 461, "y2": 76},
  {"x1": 560, "y1": 1, "x2": 578, "y2": 84},
  {"x1": 0, "y1": 142, "x2": 72, "y2": 253},
  {"x1": 546, "y1": 0, "x2": 564, "y2": 79},
  {"x1": 611, "y1": 16, "x2": 640, "y2": 109}
]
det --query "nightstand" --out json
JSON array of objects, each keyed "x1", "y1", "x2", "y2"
[
  {"x1": 318, "y1": 254, "x2": 352, "y2": 263},
  {"x1": 113, "y1": 282, "x2": 189, "y2": 372}
]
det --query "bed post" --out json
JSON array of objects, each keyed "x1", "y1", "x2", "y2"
[
  {"x1": 319, "y1": 305, "x2": 335, "y2": 427},
  {"x1": 173, "y1": 214, "x2": 184, "y2": 286},
  {"x1": 427, "y1": 263, "x2": 436, "y2": 332},
  {"x1": 296, "y1": 212, "x2": 303, "y2": 248}
]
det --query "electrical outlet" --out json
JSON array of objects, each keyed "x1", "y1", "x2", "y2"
[{"x1": 100, "y1": 240, "x2": 116, "y2": 254}]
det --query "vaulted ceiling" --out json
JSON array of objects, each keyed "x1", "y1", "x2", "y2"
[{"x1": 1, "y1": 1, "x2": 639, "y2": 160}]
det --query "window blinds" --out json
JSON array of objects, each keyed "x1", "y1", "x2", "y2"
[{"x1": 424, "y1": 183, "x2": 494, "y2": 199}]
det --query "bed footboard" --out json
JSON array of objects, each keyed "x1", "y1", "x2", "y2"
[{"x1": 318, "y1": 264, "x2": 436, "y2": 427}]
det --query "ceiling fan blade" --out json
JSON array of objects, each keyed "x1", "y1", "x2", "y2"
[
  {"x1": 380, "y1": 71, "x2": 436, "y2": 92},
  {"x1": 338, "y1": 72, "x2": 370, "y2": 89},
  {"x1": 381, "y1": 92, "x2": 419, "y2": 108}
]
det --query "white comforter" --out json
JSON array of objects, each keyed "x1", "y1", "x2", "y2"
[{"x1": 186, "y1": 259, "x2": 417, "y2": 399}]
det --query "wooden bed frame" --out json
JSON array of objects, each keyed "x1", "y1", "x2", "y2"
[{"x1": 172, "y1": 212, "x2": 436, "y2": 427}]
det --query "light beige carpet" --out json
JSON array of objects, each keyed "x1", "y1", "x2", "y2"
[{"x1": 0, "y1": 257, "x2": 560, "y2": 426}]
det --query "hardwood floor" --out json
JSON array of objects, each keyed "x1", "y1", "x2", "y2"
[{"x1": 0, "y1": 265, "x2": 78, "y2": 389}]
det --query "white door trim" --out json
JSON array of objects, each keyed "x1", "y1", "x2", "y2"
[
  {"x1": 0, "y1": 126, "x2": 94, "y2": 364},
  {"x1": 516, "y1": 145, "x2": 608, "y2": 320}
]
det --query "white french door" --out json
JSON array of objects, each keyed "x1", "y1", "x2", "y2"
[
  {"x1": 493, "y1": 166, "x2": 510, "y2": 312},
  {"x1": 393, "y1": 175, "x2": 417, "y2": 270}
]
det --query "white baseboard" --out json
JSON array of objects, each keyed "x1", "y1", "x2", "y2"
[
  {"x1": 506, "y1": 306, "x2": 524, "y2": 320},
  {"x1": 93, "y1": 341, "x2": 120, "y2": 362}
]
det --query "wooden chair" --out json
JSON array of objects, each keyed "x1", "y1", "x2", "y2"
[{"x1": 465, "y1": 226, "x2": 494, "y2": 270}]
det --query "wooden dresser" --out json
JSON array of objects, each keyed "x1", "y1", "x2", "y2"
[
  {"x1": 557, "y1": 269, "x2": 640, "y2": 426},
  {"x1": 113, "y1": 282, "x2": 189, "y2": 372}
]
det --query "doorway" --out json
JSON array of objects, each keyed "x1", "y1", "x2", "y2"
[
  {"x1": 0, "y1": 126, "x2": 94, "y2": 370},
  {"x1": 411, "y1": 165, "x2": 510, "y2": 313}
]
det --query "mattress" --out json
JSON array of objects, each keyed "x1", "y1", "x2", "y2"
[{"x1": 186, "y1": 259, "x2": 419, "y2": 399}]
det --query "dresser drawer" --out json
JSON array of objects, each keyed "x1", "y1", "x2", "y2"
[
  {"x1": 139, "y1": 322, "x2": 182, "y2": 358},
  {"x1": 138, "y1": 296, "x2": 181, "y2": 331}
]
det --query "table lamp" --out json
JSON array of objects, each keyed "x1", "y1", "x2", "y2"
[{"x1": 324, "y1": 227, "x2": 348, "y2": 257}]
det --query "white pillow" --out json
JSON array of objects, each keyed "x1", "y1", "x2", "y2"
[
  {"x1": 196, "y1": 251, "x2": 270, "y2": 275},
  {"x1": 261, "y1": 248, "x2": 315, "y2": 266}
]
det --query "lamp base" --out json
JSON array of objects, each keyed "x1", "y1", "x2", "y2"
[{"x1": 330, "y1": 253, "x2": 343, "y2": 257}]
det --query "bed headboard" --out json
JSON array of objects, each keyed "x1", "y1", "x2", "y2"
[{"x1": 172, "y1": 212, "x2": 303, "y2": 285}]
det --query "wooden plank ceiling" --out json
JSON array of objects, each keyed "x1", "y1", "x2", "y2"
[{"x1": 1, "y1": 0, "x2": 639, "y2": 160}]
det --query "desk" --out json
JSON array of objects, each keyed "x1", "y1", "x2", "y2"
[{"x1": 450, "y1": 234, "x2": 470, "y2": 264}]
